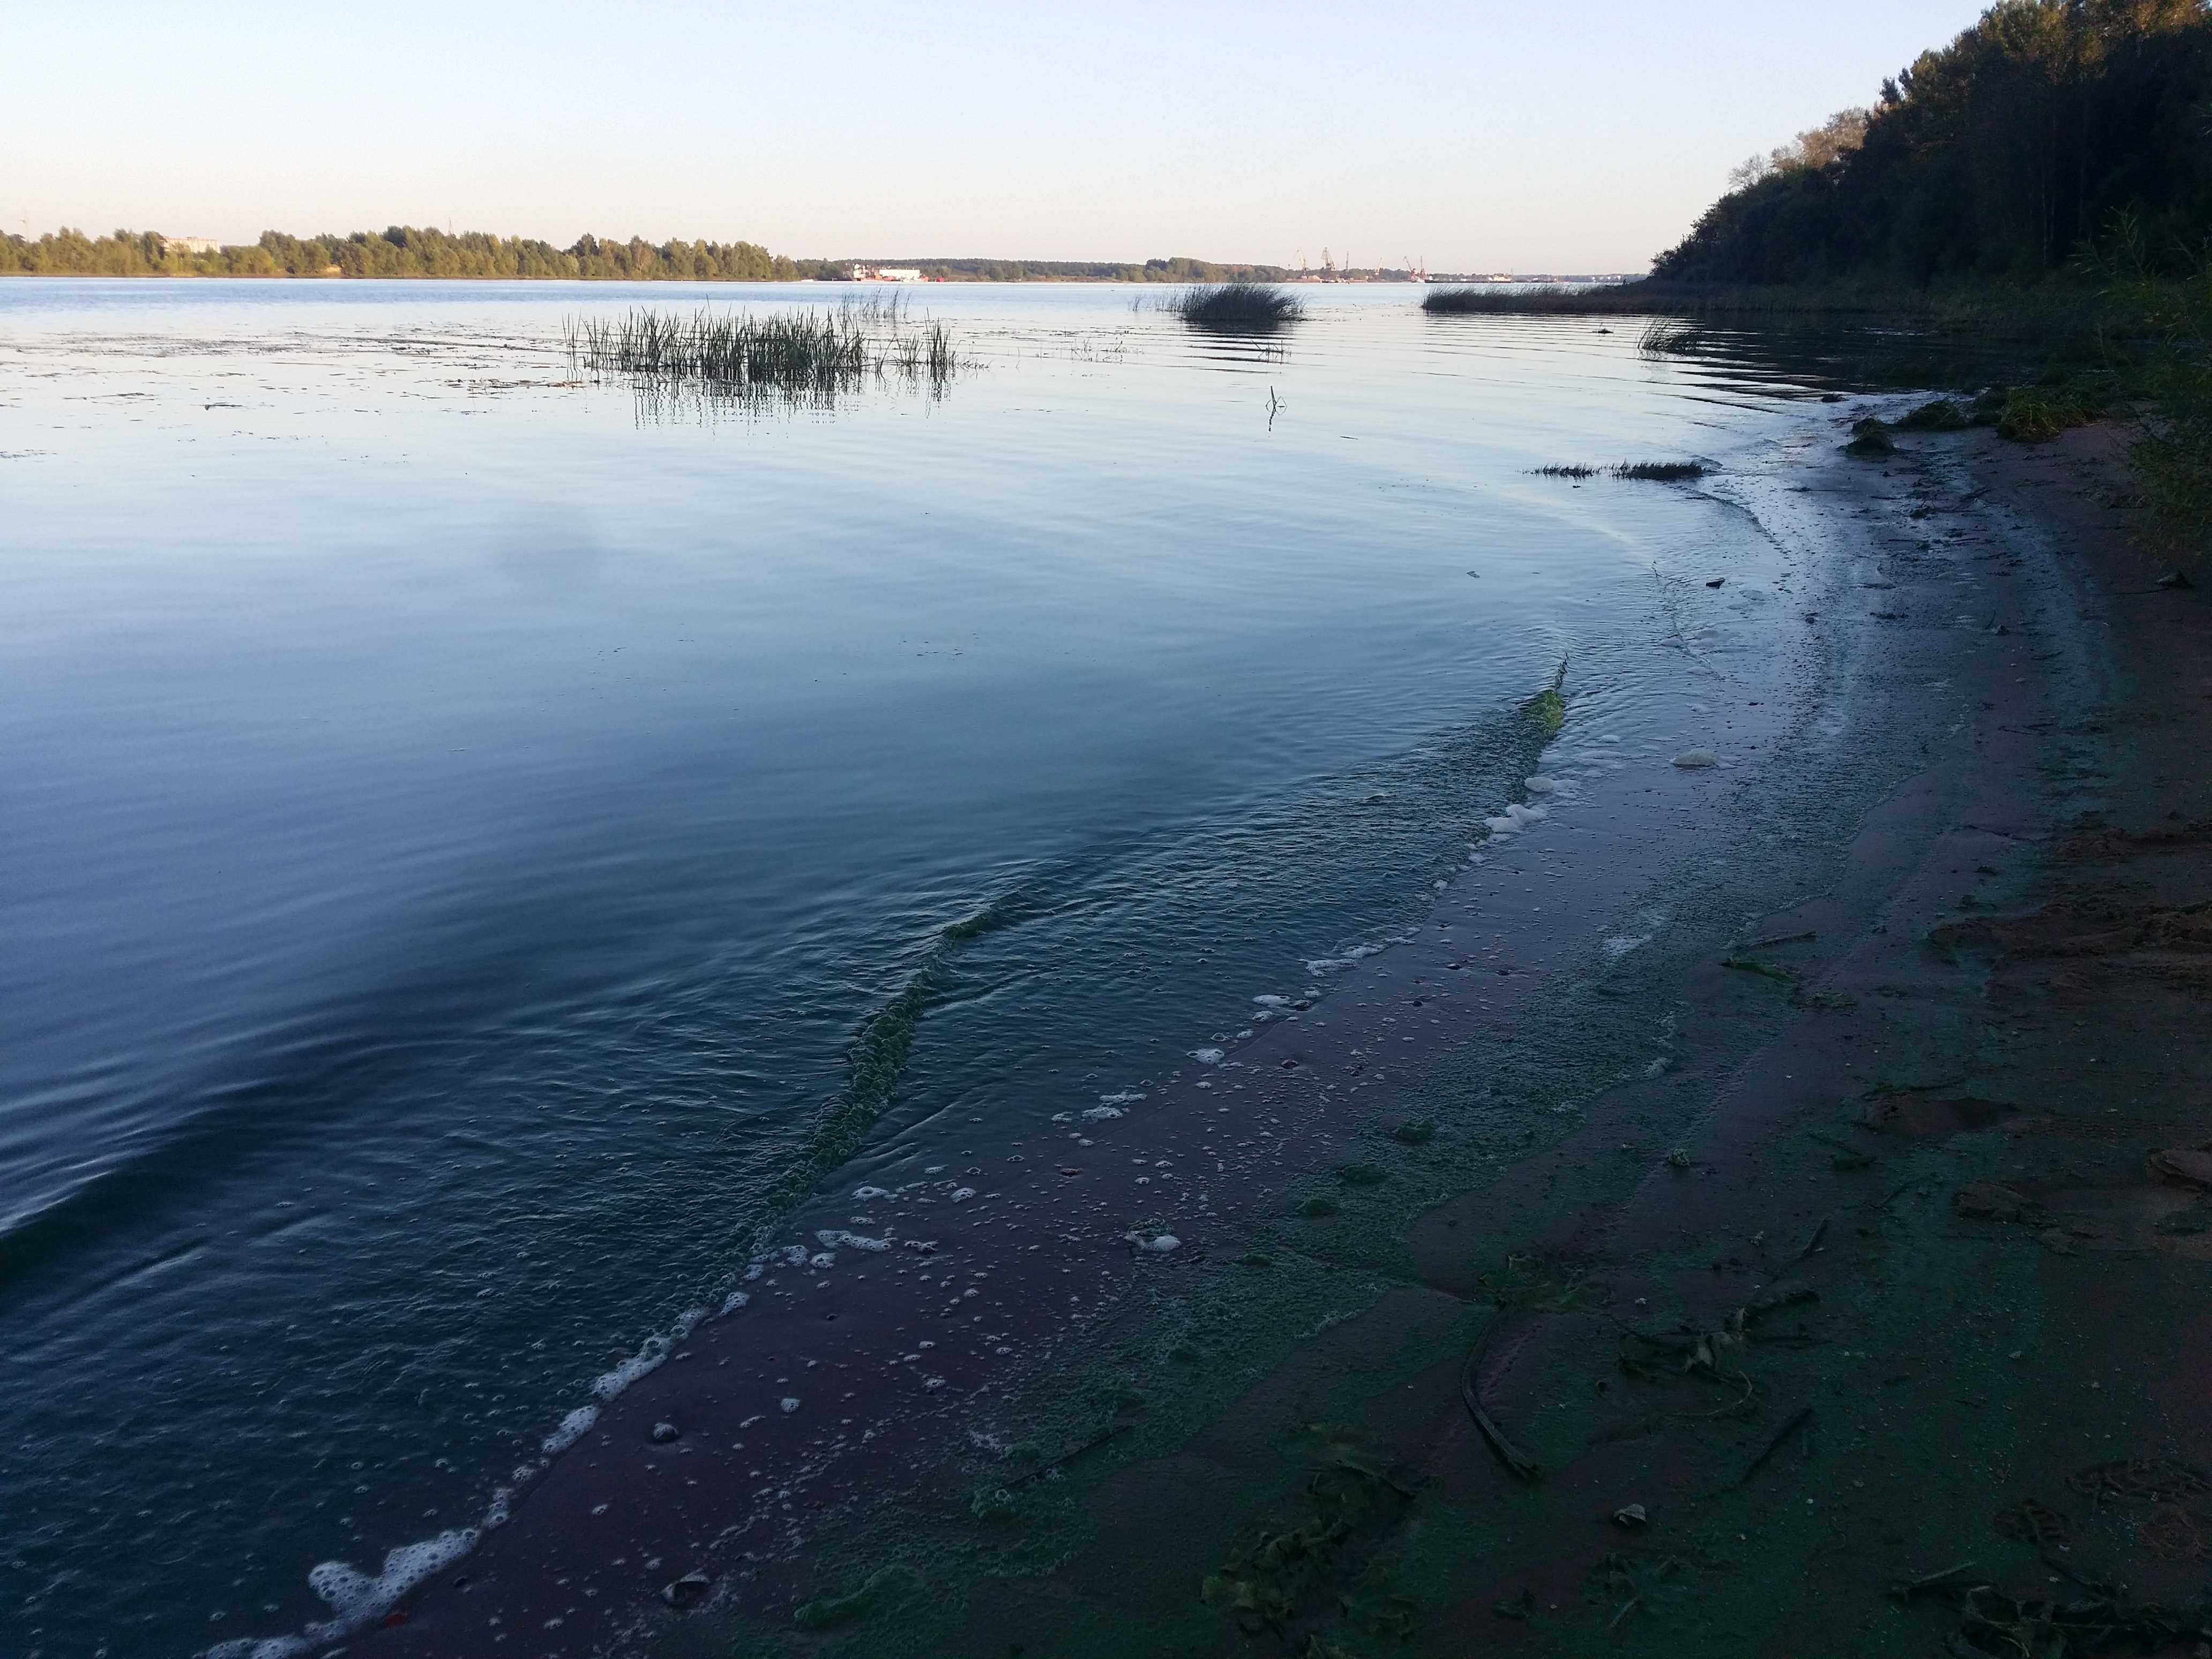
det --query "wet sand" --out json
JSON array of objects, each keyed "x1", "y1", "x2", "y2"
[{"x1": 351, "y1": 411, "x2": 2212, "y2": 1657}]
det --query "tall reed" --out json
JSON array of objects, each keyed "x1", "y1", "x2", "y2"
[
  {"x1": 1170, "y1": 281, "x2": 1304, "y2": 331},
  {"x1": 562, "y1": 297, "x2": 960, "y2": 407}
]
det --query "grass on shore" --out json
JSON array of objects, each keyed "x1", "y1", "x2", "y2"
[
  {"x1": 1421, "y1": 278, "x2": 2121, "y2": 340},
  {"x1": 1422, "y1": 285, "x2": 1592, "y2": 315},
  {"x1": 1171, "y1": 281, "x2": 1303, "y2": 331}
]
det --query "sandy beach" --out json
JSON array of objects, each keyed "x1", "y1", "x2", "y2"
[{"x1": 347, "y1": 407, "x2": 2212, "y2": 1659}]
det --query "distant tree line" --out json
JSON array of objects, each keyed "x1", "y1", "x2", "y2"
[
  {"x1": 0, "y1": 226, "x2": 819, "y2": 280},
  {"x1": 1654, "y1": 0, "x2": 2212, "y2": 285},
  {"x1": 0, "y1": 228, "x2": 1309, "y2": 284}
]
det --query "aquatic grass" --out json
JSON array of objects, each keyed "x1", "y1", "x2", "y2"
[
  {"x1": 1534, "y1": 461, "x2": 1707, "y2": 482},
  {"x1": 1895, "y1": 397, "x2": 1970, "y2": 432},
  {"x1": 1638, "y1": 318, "x2": 1705, "y2": 356},
  {"x1": 1614, "y1": 460, "x2": 1705, "y2": 481},
  {"x1": 1844, "y1": 418, "x2": 1897, "y2": 458},
  {"x1": 562, "y1": 297, "x2": 960, "y2": 408},
  {"x1": 1171, "y1": 281, "x2": 1304, "y2": 331},
  {"x1": 1422, "y1": 285, "x2": 1585, "y2": 314}
]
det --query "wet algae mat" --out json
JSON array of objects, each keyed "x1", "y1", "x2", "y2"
[{"x1": 648, "y1": 429, "x2": 2212, "y2": 1658}]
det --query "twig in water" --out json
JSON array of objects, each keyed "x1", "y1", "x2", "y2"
[
  {"x1": 1776, "y1": 1218, "x2": 1829, "y2": 1274},
  {"x1": 1888, "y1": 1559, "x2": 1980, "y2": 1599},
  {"x1": 1461, "y1": 1313, "x2": 1542, "y2": 1481},
  {"x1": 1712, "y1": 1402, "x2": 1813, "y2": 1493},
  {"x1": 1004, "y1": 1421, "x2": 1131, "y2": 1489}
]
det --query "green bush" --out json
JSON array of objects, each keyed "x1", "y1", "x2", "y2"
[
  {"x1": 1994, "y1": 386, "x2": 2094, "y2": 442},
  {"x1": 1844, "y1": 418, "x2": 1896, "y2": 457},
  {"x1": 1896, "y1": 398, "x2": 1969, "y2": 431}
]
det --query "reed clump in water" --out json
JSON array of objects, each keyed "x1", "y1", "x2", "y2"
[
  {"x1": 1423, "y1": 285, "x2": 1589, "y2": 315},
  {"x1": 563, "y1": 295, "x2": 959, "y2": 406},
  {"x1": 1534, "y1": 461, "x2": 1706, "y2": 481},
  {"x1": 1171, "y1": 281, "x2": 1304, "y2": 331}
]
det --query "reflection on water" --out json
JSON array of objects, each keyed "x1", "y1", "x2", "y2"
[
  {"x1": 1623, "y1": 312, "x2": 2056, "y2": 395},
  {"x1": 0, "y1": 280, "x2": 1849, "y2": 1656}
]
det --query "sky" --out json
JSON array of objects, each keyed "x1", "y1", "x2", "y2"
[{"x1": 9, "y1": 0, "x2": 1997, "y2": 272}]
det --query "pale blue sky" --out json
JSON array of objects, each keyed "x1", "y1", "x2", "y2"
[{"x1": 10, "y1": 1, "x2": 1993, "y2": 270}]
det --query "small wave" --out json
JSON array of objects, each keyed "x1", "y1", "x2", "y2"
[
  {"x1": 542, "y1": 1403, "x2": 599, "y2": 1454},
  {"x1": 210, "y1": 1527, "x2": 483, "y2": 1658},
  {"x1": 592, "y1": 1334, "x2": 672, "y2": 1402},
  {"x1": 1304, "y1": 944, "x2": 1379, "y2": 974}
]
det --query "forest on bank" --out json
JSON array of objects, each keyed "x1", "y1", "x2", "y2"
[
  {"x1": 0, "y1": 227, "x2": 1293, "y2": 285},
  {"x1": 1619, "y1": 0, "x2": 2212, "y2": 562},
  {"x1": 1654, "y1": 0, "x2": 2212, "y2": 285}
]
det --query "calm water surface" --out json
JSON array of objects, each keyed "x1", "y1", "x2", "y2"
[{"x1": 1, "y1": 280, "x2": 1824, "y2": 1655}]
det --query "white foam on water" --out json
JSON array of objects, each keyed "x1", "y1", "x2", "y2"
[
  {"x1": 722, "y1": 1289, "x2": 751, "y2": 1314},
  {"x1": 1304, "y1": 944, "x2": 1377, "y2": 974},
  {"x1": 214, "y1": 1483, "x2": 515, "y2": 1657},
  {"x1": 780, "y1": 1243, "x2": 811, "y2": 1267},
  {"x1": 950, "y1": 1187, "x2": 977, "y2": 1202},
  {"x1": 1252, "y1": 994, "x2": 1290, "y2": 1008},
  {"x1": 543, "y1": 1403, "x2": 600, "y2": 1453},
  {"x1": 1082, "y1": 1105, "x2": 1123, "y2": 1121},
  {"x1": 809, "y1": 1251, "x2": 836, "y2": 1268},
  {"x1": 591, "y1": 1334, "x2": 672, "y2": 1402},
  {"x1": 303, "y1": 1530, "x2": 480, "y2": 1636},
  {"x1": 817, "y1": 1229, "x2": 890, "y2": 1251},
  {"x1": 1098, "y1": 1090, "x2": 1147, "y2": 1105},
  {"x1": 207, "y1": 1637, "x2": 310, "y2": 1658},
  {"x1": 1483, "y1": 817, "x2": 1519, "y2": 834},
  {"x1": 1526, "y1": 776, "x2": 1557, "y2": 794},
  {"x1": 1190, "y1": 1047, "x2": 1224, "y2": 1064},
  {"x1": 854, "y1": 1184, "x2": 891, "y2": 1199},
  {"x1": 780, "y1": 1396, "x2": 801, "y2": 1413},
  {"x1": 1603, "y1": 935, "x2": 1651, "y2": 959}
]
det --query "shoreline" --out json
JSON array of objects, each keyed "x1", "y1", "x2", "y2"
[
  {"x1": 320, "y1": 402, "x2": 1950, "y2": 1655},
  {"x1": 323, "y1": 407, "x2": 2208, "y2": 1658}
]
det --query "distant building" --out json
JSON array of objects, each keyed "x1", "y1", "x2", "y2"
[
  {"x1": 842, "y1": 264, "x2": 924, "y2": 282},
  {"x1": 162, "y1": 236, "x2": 221, "y2": 256}
]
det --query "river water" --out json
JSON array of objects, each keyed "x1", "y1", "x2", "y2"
[{"x1": 0, "y1": 280, "x2": 1831, "y2": 1656}]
